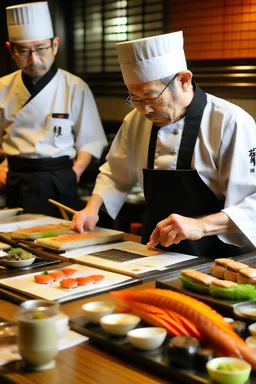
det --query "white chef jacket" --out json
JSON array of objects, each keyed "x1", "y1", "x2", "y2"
[
  {"x1": 93, "y1": 93, "x2": 256, "y2": 248},
  {"x1": 0, "y1": 69, "x2": 107, "y2": 159}
]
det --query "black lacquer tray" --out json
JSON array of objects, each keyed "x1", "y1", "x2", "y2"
[
  {"x1": 69, "y1": 316, "x2": 256, "y2": 384},
  {"x1": 0, "y1": 256, "x2": 61, "y2": 277},
  {"x1": 156, "y1": 251, "x2": 256, "y2": 318}
]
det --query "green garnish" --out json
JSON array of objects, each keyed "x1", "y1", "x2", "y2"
[
  {"x1": 217, "y1": 363, "x2": 241, "y2": 371},
  {"x1": 39, "y1": 231, "x2": 57, "y2": 238},
  {"x1": 32, "y1": 311, "x2": 47, "y2": 320}
]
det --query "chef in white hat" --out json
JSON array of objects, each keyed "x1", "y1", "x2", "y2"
[
  {"x1": 72, "y1": 31, "x2": 256, "y2": 258},
  {"x1": 0, "y1": 1, "x2": 107, "y2": 217}
]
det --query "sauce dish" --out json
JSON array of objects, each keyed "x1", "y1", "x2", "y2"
[
  {"x1": 82, "y1": 301, "x2": 116, "y2": 324},
  {"x1": 127, "y1": 327, "x2": 167, "y2": 350},
  {"x1": 206, "y1": 357, "x2": 251, "y2": 384},
  {"x1": 100, "y1": 313, "x2": 140, "y2": 336}
]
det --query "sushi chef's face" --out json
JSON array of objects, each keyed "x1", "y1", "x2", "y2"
[
  {"x1": 6, "y1": 37, "x2": 60, "y2": 84},
  {"x1": 127, "y1": 71, "x2": 194, "y2": 127}
]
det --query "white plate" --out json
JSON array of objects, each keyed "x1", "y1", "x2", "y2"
[
  {"x1": 0, "y1": 257, "x2": 36, "y2": 268},
  {"x1": 233, "y1": 300, "x2": 256, "y2": 320},
  {"x1": 0, "y1": 208, "x2": 23, "y2": 219}
]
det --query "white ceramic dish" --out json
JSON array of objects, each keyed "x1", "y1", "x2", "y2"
[
  {"x1": 82, "y1": 301, "x2": 116, "y2": 323},
  {"x1": 127, "y1": 327, "x2": 167, "y2": 350},
  {"x1": 245, "y1": 335, "x2": 256, "y2": 348},
  {"x1": 0, "y1": 207, "x2": 23, "y2": 219},
  {"x1": 206, "y1": 357, "x2": 251, "y2": 384},
  {"x1": 0, "y1": 257, "x2": 36, "y2": 268},
  {"x1": 233, "y1": 300, "x2": 256, "y2": 320},
  {"x1": 56, "y1": 312, "x2": 69, "y2": 339},
  {"x1": 248, "y1": 322, "x2": 256, "y2": 336},
  {"x1": 100, "y1": 313, "x2": 140, "y2": 336}
]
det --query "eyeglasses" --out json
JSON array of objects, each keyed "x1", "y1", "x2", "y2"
[
  {"x1": 12, "y1": 40, "x2": 53, "y2": 58},
  {"x1": 125, "y1": 74, "x2": 178, "y2": 108}
]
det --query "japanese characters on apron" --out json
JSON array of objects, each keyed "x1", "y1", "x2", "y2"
[
  {"x1": 142, "y1": 84, "x2": 246, "y2": 258},
  {"x1": 5, "y1": 66, "x2": 80, "y2": 218}
]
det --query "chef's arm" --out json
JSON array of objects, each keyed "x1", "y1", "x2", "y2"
[
  {"x1": 71, "y1": 194, "x2": 103, "y2": 233},
  {"x1": 0, "y1": 158, "x2": 8, "y2": 188},
  {"x1": 72, "y1": 151, "x2": 92, "y2": 182},
  {"x1": 147, "y1": 211, "x2": 238, "y2": 249}
]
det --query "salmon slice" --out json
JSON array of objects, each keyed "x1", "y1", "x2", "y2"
[
  {"x1": 50, "y1": 271, "x2": 65, "y2": 281},
  {"x1": 34, "y1": 274, "x2": 54, "y2": 284},
  {"x1": 91, "y1": 274, "x2": 105, "y2": 283},
  {"x1": 111, "y1": 288, "x2": 256, "y2": 369},
  {"x1": 60, "y1": 278, "x2": 78, "y2": 289},
  {"x1": 77, "y1": 276, "x2": 94, "y2": 286},
  {"x1": 62, "y1": 268, "x2": 77, "y2": 276}
]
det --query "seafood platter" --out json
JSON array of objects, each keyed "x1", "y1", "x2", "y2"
[
  {"x1": 156, "y1": 253, "x2": 256, "y2": 317},
  {"x1": 70, "y1": 287, "x2": 256, "y2": 384},
  {"x1": 0, "y1": 263, "x2": 137, "y2": 303}
]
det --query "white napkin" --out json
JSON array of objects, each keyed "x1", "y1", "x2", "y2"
[{"x1": 0, "y1": 330, "x2": 89, "y2": 366}]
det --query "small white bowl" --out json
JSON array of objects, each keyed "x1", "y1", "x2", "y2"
[
  {"x1": 0, "y1": 257, "x2": 36, "y2": 268},
  {"x1": 82, "y1": 301, "x2": 116, "y2": 324},
  {"x1": 100, "y1": 313, "x2": 140, "y2": 336},
  {"x1": 245, "y1": 335, "x2": 256, "y2": 348},
  {"x1": 127, "y1": 327, "x2": 167, "y2": 350},
  {"x1": 248, "y1": 322, "x2": 256, "y2": 336},
  {"x1": 206, "y1": 357, "x2": 251, "y2": 384},
  {"x1": 56, "y1": 312, "x2": 69, "y2": 339}
]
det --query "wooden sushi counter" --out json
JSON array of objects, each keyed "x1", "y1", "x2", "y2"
[
  {"x1": 1, "y1": 217, "x2": 256, "y2": 383},
  {"x1": 0, "y1": 282, "x2": 173, "y2": 384}
]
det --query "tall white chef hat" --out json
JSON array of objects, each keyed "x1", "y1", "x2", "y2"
[
  {"x1": 6, "y1": 1, "x2": 54, "y2": 43},
  {"x1": 116, "y1": 31, "x2": 187, "y2": 85}
]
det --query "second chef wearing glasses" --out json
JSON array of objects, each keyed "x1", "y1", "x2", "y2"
[
  {"x1": 0, "y1": 1, "x2": 107, "y2": 217},
  {"x1": 72, "y1": 31, "x2": 256, "y2": 259}
]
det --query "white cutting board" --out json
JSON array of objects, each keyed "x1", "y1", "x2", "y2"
[{"x1": 0, "y1": 263, "x2": 133, "y2": 302}]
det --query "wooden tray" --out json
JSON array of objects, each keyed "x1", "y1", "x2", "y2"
[
  {"x1": 156, "y1": 251, "x2": 256, "y2": 318},
  {"x1": 34, "y1": 227, "x2": 124, "y2": 251},
  {"x1": 11, "y1": 223, "x2": 72, "y2": 240},
  {"x1": 69, "y1": 317, "x2": 256, "y2": 384}
]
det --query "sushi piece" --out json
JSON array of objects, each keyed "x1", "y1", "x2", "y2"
[
  {"x1": 223, "y1": 261, "x2": 248, "y2": 282},
  {"x1": 62, "y1": 268, "x2": 77, "y2": 277},
  {"x1": 195, "y1": 348, "x2": 215, "y2": 371},
  {"x1": 76, "y1": 276, "x2": 94, "y2": 286},
  {"x1": 91, "y1": 274, "x2": 105, "y2": 283},
  {"x1": 50, "y1": 270, "x2": 65, "y2": 281},
  {"x1": 34, "y1": 272, "x2": 54, "y2": 284},
  {"x1": 211, "y1": 258, "x2": 234, "y2": 279},
  {"x1": 60, "y1": 278, "x2": 78, "y2": 289},
  {"x1": 179, "y1": 269, "x2": 218, "y2": 294},
  {"x1": 168, "y1": 335, "x2": 200, "y2": 368},
  {"x1": 230, "y1": 321, "x2": 247, "y2": 338},
  {"x1": 237, "y1": 267, "x2": 256, "y2": 285}
]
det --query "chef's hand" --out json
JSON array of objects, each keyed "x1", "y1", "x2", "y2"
[
  {"x1": 146, "y1": 213, "x2": 204, "y2": 249},
  {"x1": 71, "y1": 206, "x2": 99, "y2": 233}
]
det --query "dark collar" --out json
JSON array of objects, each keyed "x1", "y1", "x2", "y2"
[{"x1": 22, "y1": 64, "x2": 58, "y2": 97}]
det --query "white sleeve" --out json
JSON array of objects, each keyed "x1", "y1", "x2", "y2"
[
  {"x1": 72, "y1": 84, "x2": 107, "y2": 159},
  {"x1": 219, "y1": 110, "x2": 256, "y2": 247},
  {"x1": 92, "y1": 119, "x2": 138, "y2": 219}
]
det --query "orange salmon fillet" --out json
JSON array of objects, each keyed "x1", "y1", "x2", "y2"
[
  {"x1": 53, "y1": 233, "x2": 100, "y2": 242},
  {"x1": 16, "y1": 224, "x2": 70, "y2": 233},
  {"x1": 111, "y1": 288, "x2": 256, "y2": 369}
]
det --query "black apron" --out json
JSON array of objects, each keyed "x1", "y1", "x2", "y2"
[
  {"x1": 6, "y1": 156, "x2": 80, "y2": 218},
  {"x1": 142, "y1": 84, "x2": 245, "y2": 258}
]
